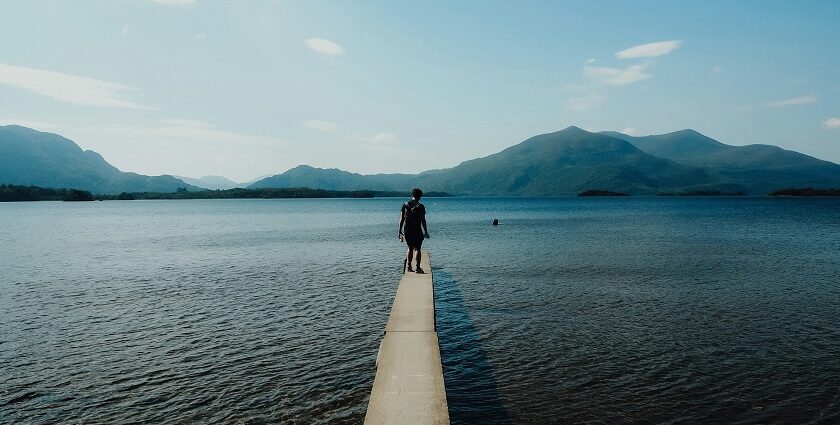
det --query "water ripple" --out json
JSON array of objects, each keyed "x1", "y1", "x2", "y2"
[{"x1": 2, "y1": 197, "x2": 839, "y2": 423}]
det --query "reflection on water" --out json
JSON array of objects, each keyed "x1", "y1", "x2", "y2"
[{"x1": 435, "y1": 269, "x2": 513, "y2": 424}]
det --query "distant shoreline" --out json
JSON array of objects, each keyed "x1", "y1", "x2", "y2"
[
  {"x1": 769, "y1": 188, "x2": 840, "y2": 197},
  {"x1": 4, "y1": 184, "x2": 840, "y2": 202},
  {"x1": 0, "y1": 185, "x2": 452, "y2": 202}
]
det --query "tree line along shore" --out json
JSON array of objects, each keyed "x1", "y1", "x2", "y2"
[
  {"x1": 0, "y1": 185, "x2": 452, "y2": 202},
  {"x1": 2, "y1": 184, "x2": 839, "y2": 202}
]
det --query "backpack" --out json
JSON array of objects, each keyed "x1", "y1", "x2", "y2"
[{"x1": 403, "y1": 202, "x2": 423, "y2": 230}]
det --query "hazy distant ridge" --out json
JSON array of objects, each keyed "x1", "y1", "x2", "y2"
[
  {"x1": 173, "y1": 175, "x2": 243, "y2": 190},
  {"x1": 0, "y1": 125, "x2": 197, "y2": 194}
]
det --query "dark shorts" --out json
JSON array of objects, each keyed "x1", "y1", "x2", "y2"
[{"x1": 405, "y1": 231, "x2": 424, "y2": 249}]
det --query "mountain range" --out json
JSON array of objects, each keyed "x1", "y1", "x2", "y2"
[
  {"x1": 3, "y1": 124, "x2": 839, "y2": 195},
  {"x1": 250, "y1": 126, "x2": 840, "y2": 195}
]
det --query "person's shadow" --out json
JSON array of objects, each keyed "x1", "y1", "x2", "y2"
[{"x1": 434, "y1": 269, "x2": 514, "y2": 424}]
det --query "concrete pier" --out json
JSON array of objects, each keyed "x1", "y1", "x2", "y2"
[{"x1": 364, "y1": 251, "x2": 450, "y2": 425}]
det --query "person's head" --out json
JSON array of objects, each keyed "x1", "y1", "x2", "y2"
[{"x1": 411, "y1": 187, "x2": 423, "y2": 200}]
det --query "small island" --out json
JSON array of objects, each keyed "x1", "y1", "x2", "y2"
[
  {"x1": 657, "y1": 190, "x2": 746, "y2": 196},
  {"x1": 770, "y1": 188, "x2": 840, "y2": 197},
  {"x1": 578, "y1": 189, "x2": 629, "y2": 197}
]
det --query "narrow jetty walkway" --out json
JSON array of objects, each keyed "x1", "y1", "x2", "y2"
[{"x1": 364, "y1": 251, "x2": 450, "y2": 424}]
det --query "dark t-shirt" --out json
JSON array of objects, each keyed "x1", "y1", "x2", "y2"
[{"x1": 401, "y1": 201, "x2": 426, "y2": 236}]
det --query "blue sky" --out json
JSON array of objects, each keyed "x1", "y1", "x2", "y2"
[{"x1": 1, "y1": 0, "x2": 838, "y2": 181}]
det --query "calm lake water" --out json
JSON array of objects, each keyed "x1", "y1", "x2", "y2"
[{"x1": 1, "y1": 197, "x2": 839, "y2": 424}]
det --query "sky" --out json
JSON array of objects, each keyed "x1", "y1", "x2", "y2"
[{"x1": 1, "y1": 0, "x2": 839, "y2": 182}]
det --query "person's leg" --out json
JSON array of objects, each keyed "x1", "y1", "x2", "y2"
[
  {"x1": 415, "y1": 248, "x2": 423, "y2": 272},
  {"x1": 406, "y1": 246, "x2": 415, "y2": 271}
]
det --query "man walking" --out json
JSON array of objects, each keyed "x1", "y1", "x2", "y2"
[{"x1": 398, "y1": 188, "x2": 430, "y2": 273}]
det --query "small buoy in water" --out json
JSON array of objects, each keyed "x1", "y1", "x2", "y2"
[{"x1": 492, "y1": 219, "x2": 499, "y2": 226}]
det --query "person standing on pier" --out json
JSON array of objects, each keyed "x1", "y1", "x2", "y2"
[{"x1": 398, "y1": 187, "x2": 430, "y2": 273}]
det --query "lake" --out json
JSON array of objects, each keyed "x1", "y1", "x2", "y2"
[{"x1": 1, "y1": 197, "x2": 839, "y2": 424}]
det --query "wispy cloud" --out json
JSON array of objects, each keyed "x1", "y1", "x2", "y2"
[
  {"x1": 303, "y1": 119, "x2": 337, "y2": 132},
  {"x1": 146, "y1": 119, "x2": 286, "y2": 146},
  {"x1": 0, "y1": 117, "x2": 65, "y2": 132},
  {"x1": 563, "y1": 64, "x2": 652, "y2": 110},
  {"x1": 193, "y1": 32, "x2": 207, "y2": 40},
  {"x1": 766, "y1": 95, "x2": 817, "y2": 107},
  {"x1": 151, "y1": 0, "x2": 197, "y2": 6},
  {"x1": 616, "y1": 40, "x2": 681, "y2": 60},
  {"x1": 0, "y1": 63, "x2": 149, "y2": 109},
  {"x1": 565, "y1": 92, "x2": 603, "y2": 111},
  {"x1": 352, "y1": 133, "x2": 400, "y2": 154},
  {"x1": 741, "y1": 95, "x2": 817, "y2": 110},
  {"x1": 0, "y1": 117, "x2": 287, "y2": 150},
  {"x1": 371, "y1": 132, "x2": 395, "y2": 143},
  {"x1": 72, "y1": 119, "x2": 287, "y2": 149},
  {"x1": 622, "y1": 127, "x2": 636, "y2": 135},
  {"x1": 305, "y1": 38, "x2": 345, "y2": 56},
  {"x1": 583, "y1": 64, "x2": 652, "y2": 86},
  {"x1": 353, "y1": 132, "x2": 396, "y2": 144},
  {"x1": 823, "y1": 117, "x2": 840, "y2": 129},
  {"x1": 563, "y1": 40, "x2": 680, "y2": 109}
]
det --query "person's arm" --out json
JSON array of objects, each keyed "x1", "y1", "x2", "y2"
[
  {"x1": 421, "y1": 212, "x2": 429, "y2": 238},
  {"x1": 398, "y1": 206, "x2": 405, "y2": 241}
]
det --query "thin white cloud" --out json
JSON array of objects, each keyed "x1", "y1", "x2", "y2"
[
  {"x1": 372, "y1": 132, "x2": 395, "y2": 143},
  {"x1": 303, "y1": 119, "x2": 337, "y2": 132},
  {"x1": 353, "y1": 132, "x2": 396, "y2": 143},
  {"x1": 80, "y1": 119, "x2": 287, "y2": 148},
  {"x1": 565, "y1": 92, "x2": 604, "y2": 111},
  {"x1": 823, "y1": 117, "x2": 840, "y2": 129},
  {"x1": 121, "y1": 25, "x2": 130, "y2": 35},
  {"x1": 622, "y1": 127, "x2": 636, "y2": 135},
  {"x1": 193, "y1": 32, "x2": 207, "y2": 40},
  {"x1": 583, "y1": 64, "x2": 651, "y2": 86},
  {"x1": 0, "y1": 63, "x2": 149, "y2": 109},
  {"x1": 585, "y1": 58, "x2": 596, "y2": 64},
  {"x1": 305, "y1": 38, "x2": 345, "y2": 56},
  {"x1": 151, "y1": 0, "x2": 197, "y2": 6},
  {"x1": 741, "y1": 95, "x2": 817, "y2": 110},
  {"x1": 0, "y1": 117, "x2": 65, "y2": 132},
  {"x1": 766, "y1": 95, "x2": 817, "y2": 107},
  {"x1": 149, "y1": 120, "x2": 286, "y2": 146},
  {"x1": 616, "y1": 40, "x2": 681, "y2": 60}
]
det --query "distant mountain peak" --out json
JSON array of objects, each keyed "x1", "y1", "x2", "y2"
[
  {"x1": 2, "y1": 124, "x2": 43, "y2": 133},
  {"x1": 560, "y1": 125, "x2": 588, "y2": 133},
  {"x1": 674, "y1": 128, "x2": 701, "y2": 135},
  {"x1": 289, "y1": 164, "x2": 316, "y2": 171},
  {"x1": 285, "y1": 164, "x2": 348, "y2": 174}
]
